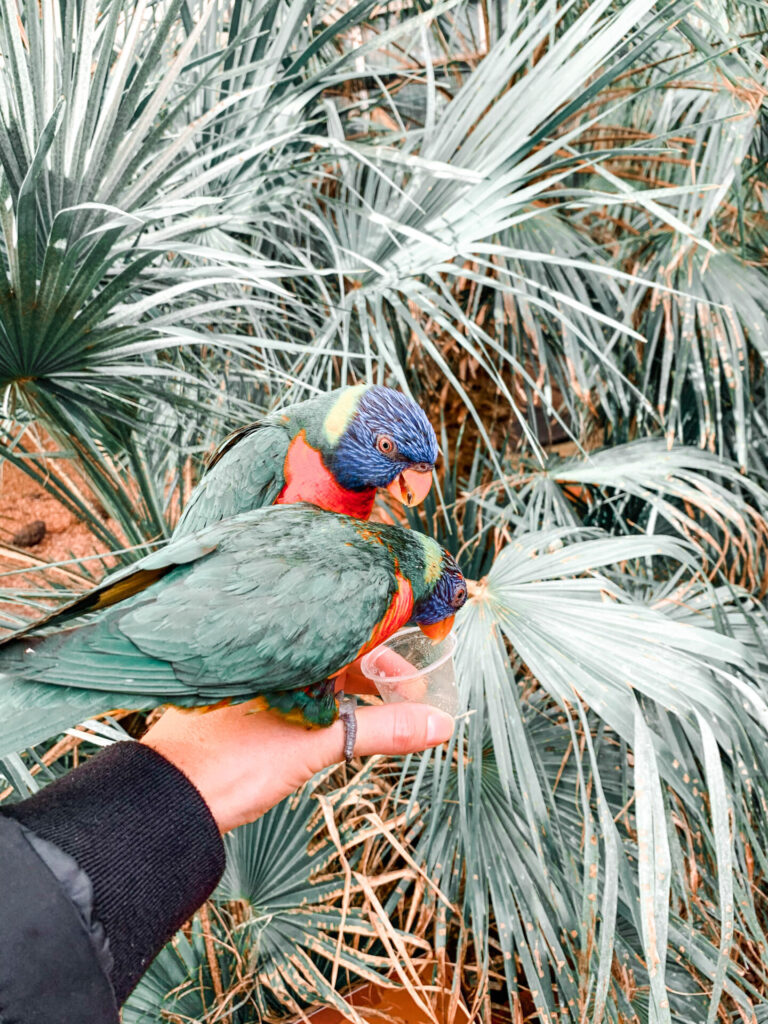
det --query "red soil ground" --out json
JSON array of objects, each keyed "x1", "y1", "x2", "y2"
[
  {"x1": 0, "y1": 459, "x2": 113, "y2": 565},
  {"x1": 0, "y1": 458, "x2": 125, "y2": 631}
]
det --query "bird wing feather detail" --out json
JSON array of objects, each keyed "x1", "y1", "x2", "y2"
[
  {"x1": 1, "y1": 508, "x2": 400, "y2": 707},
  {"x1": 173, "y1": 423, "x2": 290, "y2": 537},
  {"x1": 1, "y1": 533, "x2": 221, "y2": 643}
]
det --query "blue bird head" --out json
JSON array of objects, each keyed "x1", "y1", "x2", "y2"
[
  {"x1": 413, "y1": 550, "x2": 467, "y2": 642},
  {"x1": 329, "y1": 386, "x2": 439, "y2": 504}
]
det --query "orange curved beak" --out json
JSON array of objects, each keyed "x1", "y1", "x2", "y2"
[
  {"x1": 386, "y1": 466, "x2": 434, "y2": 507},
  {"x1": 418, "y1": 616, "x2": 454, "y2": 643}
]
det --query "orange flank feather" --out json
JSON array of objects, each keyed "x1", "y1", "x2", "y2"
[
  {"x1": 276, "y1": 431, "x2": 376, "y2": 519},
  {"x1": 355, "y1": 572, "x2": 414, "y2": 660},
  {"x1": 354, "y1": 526, "x2": 387, "y2": 546},
  {"x1": 175, "y1": 695, "x2": 325, "y2": 727},
  {"x1": 176, "y1": 697, "x2": 233, "y2": 714}
]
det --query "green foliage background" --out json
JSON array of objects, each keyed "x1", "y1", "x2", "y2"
[{"x1": 1, "y1": 0, "x2": 768, "y2": 1020}]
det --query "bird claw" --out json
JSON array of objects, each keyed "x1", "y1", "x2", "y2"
[{"x1": 336, "y1": 690, "x2": 357, "y2": 764}]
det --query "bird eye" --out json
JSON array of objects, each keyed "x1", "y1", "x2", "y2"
[
  {"x1": 376, "y1": 434, "x2": 397, "y2": 456},
  {"x1": 452, "y1": 585, "x2": 467, "y2": 608}
]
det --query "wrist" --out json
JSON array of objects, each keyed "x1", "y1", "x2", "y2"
[{"x1": 139, "y1": 732, "x2": 259, "y2": 834}]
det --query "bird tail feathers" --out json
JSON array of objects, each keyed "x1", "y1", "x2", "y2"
[{"x1": 0, "y1": 672, "x2": 138, "y2": 758}]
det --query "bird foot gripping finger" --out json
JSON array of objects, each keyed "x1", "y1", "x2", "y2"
[{"x1": 336, "y1": 691, "x2": 357, "y2": 764}]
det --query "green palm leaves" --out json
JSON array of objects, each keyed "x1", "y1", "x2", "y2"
[
  {"x1": 401, "y1": 524, "x2": 768, "y2": 1022},
  {"x1": 124, "y1": 771, "x2": 432, "y2": 1023},
  {"x1": 3, "y1": 0, "x2": 768, "y2": 1020},
  {"x1": 0, "y1": 0, "x2": 384, "y2": 544}
]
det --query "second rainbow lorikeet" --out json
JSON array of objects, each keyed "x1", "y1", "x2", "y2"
[
  {"x1": 0, "y1": 505, "x2": 467, "y2": 761},
  {"x1": 174, "y1": 384, "x2": 438, "y2": 535}
]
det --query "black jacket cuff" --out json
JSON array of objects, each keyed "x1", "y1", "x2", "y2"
[{"x1": 2, "y1": 740, "x2": 226, "y2": 1003}]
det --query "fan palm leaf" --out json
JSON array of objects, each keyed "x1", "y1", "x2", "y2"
[
  {"x1": 401, "y1": 526, "x2": 768, "y2": 1021},
  {"x1": 124, "y1": 768, "x2": 435, "y2": 1023},
  {"x1": 2, "y1": 1, "x2": 768, "y2": 1021}
]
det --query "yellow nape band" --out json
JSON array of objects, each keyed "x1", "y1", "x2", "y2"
[
  {"x1": 419, "y1": 534, "x2": 443, "y2": 586},
  {"x1": 323, "y1": 385, "x2": 368, "y2": 445}
]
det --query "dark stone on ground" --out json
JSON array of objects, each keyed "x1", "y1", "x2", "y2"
[{"x1": 12, "y1": 520, "x2": 47, "y2": 547}]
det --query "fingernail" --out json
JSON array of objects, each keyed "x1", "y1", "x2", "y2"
[{"x1": 426, "y1": 710, "x2": 454, "y2": 745}]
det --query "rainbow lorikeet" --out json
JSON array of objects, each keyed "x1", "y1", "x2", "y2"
[
  {"x1": 174, "y1": 384, "x2": 438, "y2": 535},
  {"x1": 0, "y1": 505, "x2": 467, "y2": 760}
]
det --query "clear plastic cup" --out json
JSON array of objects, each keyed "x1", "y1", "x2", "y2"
[{"x1": 360, "y1": 627, "x2": 459, "y2": 716}]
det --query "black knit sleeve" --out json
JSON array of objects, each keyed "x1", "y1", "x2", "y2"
[{"x1": 1, "y1": 740, "x2": 226, "y2": 1005}]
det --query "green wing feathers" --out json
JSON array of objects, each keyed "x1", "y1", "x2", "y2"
[{"x1": 173, "y1": 423, "x2": 289, "y2": 537}]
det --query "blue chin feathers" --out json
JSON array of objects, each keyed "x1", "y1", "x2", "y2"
[{"x1": 330, "y1": 386, "x2": 439, "y2": 491}]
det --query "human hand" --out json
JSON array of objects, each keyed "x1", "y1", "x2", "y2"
[{"x1": 141, "y1": 678, "x2": 454, "y2": 834}]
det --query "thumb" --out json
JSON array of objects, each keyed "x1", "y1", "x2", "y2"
[{"x1": 313, "y1": 702, "x2": 455, "y2": 767}]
